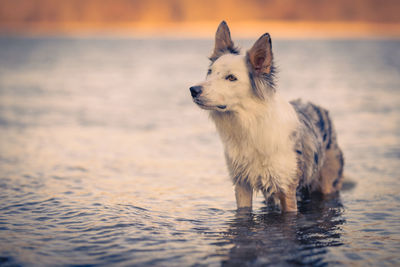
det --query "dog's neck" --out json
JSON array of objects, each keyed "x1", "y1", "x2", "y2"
[{"x1": 210, "y1": 93, "x2": 298, "y2": 151}]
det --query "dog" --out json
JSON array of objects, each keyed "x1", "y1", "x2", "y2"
[{"x1": 189, "y1": 21, "x2": 344, "y2": 212}]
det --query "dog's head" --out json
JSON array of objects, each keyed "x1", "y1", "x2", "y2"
[{"x1": 190, "y1": 21, "x2": 276, "y2": 113}]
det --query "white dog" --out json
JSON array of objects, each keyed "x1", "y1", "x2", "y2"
[{"x1": 190, "y1": 21, "x2": 344, "y2": 212}]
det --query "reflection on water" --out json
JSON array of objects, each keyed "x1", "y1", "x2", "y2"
[
  {"x1": 223, "y1": 197, "x2": 344, "y2": 266},
  {"x1": 0, "y1": 37, "x2": 399, "y2": 266}
]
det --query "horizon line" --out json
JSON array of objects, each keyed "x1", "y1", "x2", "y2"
[{"x1": 1, "y1": 20, "x2": 400, "y2": 39}]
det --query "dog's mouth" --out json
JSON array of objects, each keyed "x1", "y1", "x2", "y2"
[{"x1": 193, "y1": 99, "x2": 226, "y2": 111}]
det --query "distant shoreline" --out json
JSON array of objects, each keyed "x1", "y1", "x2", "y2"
[{"x1": 1, "y1": 21, "x2": 400, "y2": 39}]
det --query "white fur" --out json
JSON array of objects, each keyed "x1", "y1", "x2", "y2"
[{"x1": 194, "y1": 53, "x2": 300, "y2": 197}]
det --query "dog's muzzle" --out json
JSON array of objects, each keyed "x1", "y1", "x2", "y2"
[
  {"x1": 190, "y1": 85, "x2": 227, "y2": 110},
  {"x1": 190, "y1": 85, "x2": 203, "y2": 98}
]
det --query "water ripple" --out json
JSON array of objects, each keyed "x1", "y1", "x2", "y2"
[{"x1": 0, "y1": 38, "x2": 399, "y2": 266}]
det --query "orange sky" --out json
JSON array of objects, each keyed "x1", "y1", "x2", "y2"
[{"x1": 1, "y1": 0, "x2": 399, "y2": 37}]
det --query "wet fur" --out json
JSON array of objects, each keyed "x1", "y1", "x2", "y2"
[{"x1": 190, "y1": 21, "x2": 344, "y2": 212}]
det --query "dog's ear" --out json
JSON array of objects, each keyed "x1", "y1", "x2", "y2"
[
  {"x1": 247, "y1": 33, "x2": 273, "y2": 75},
  {"x1": 210, "y1": 21, "x2": 235, "y2": 61}
]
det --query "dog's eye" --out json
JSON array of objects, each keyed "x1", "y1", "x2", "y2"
[
  {"x1": 225, "y1": 74, "x2": 237, "y2": 81},
  {"x1": 207, "y1": 69, "x2": 212, "y2": 75}
]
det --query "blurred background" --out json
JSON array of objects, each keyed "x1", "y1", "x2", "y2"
[
  {"x1": 0, "y1": 1, "x2": 399, "y2": 266},
  {"x1": 1, "y1": 0, "x2": 400, "y2": 38}
]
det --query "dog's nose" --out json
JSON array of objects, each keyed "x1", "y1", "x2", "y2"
[{"x1": 190, "y1": 86, "x2": 203, "y2": 98}]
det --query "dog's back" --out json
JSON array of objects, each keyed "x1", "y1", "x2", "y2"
[{"x1": 291, "y1": 99, "x2": 344, "y2": 195}]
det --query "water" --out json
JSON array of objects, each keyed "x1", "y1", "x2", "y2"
[{"x1": 0, "y1": 37, "x2": 399, "y2": 266}]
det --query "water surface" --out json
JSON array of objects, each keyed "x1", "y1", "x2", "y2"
[{"x1": 0, "y1": 37, "x2": 399, "y2": 266}]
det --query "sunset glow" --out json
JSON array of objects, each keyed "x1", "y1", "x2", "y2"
[{"x1": 1, "y1": 0, "x2": 399, "y2": 37}]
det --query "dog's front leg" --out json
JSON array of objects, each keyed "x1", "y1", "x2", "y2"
[
  {"x1": 235, "y1": 182, "x2": 253, "y2": 209},
  {"x1": 278, "y1": 189, "x2": 297, "y2": 212}
]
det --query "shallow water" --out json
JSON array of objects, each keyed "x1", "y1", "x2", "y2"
[{"x1": 0, "y1": 37, "x2": 399, "y2": 266}]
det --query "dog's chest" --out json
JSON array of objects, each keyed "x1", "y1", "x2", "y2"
[
  {"x1": 212, "y1": 104, "x2": 299, "y2": 192},
  {"x1": 222, "y1": 126, "x2": 296, "y2": 191}
]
